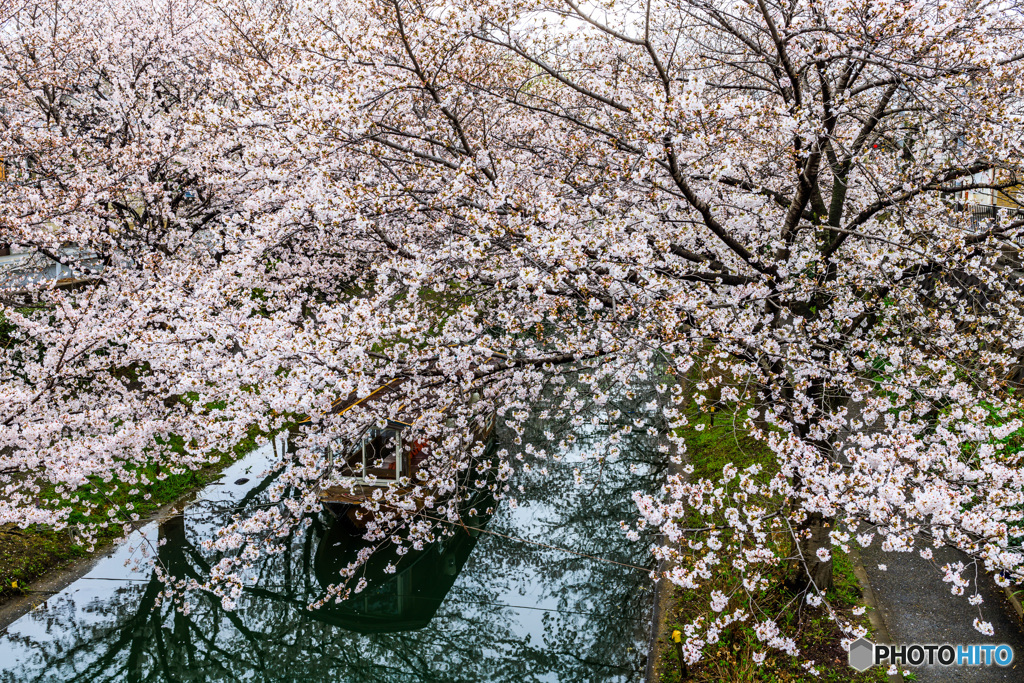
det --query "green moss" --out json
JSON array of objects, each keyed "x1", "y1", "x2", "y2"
[
  {"x1": 654, "y1": 412, "x2": 886, "y2": 682},
  {"x1": 680, "y1": 411, "x2": 776, "y2": 480},
  {"x1": 0, "y1": 527, "x2": 86, "y2": 597},
  {"x1": 0, "y1": 424, "x2": 272, "y2": 602},
  {"x1": 831, "y1": 550, "x2": 863, "y2": 609}
]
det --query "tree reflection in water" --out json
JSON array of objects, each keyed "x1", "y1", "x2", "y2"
[{"x1": 0, "y1": 393, "x2": 663, "y2": 682}]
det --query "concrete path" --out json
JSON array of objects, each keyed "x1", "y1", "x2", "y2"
[
  {"x1": 859, "y1": 543, "x2": 1024, "y2": 680},
  {"x1": 838, "y1": 397, "x2": 1024, "y2": 681}
]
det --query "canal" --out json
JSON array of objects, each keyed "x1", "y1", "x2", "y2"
[{"x1": 0, "y1": 400, "x2": 664, "y2": 682}]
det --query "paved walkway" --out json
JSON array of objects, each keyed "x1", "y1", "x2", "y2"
[
  {"x1": 836, "y1": 397, "x2": 1024, "y2": 680},
  {"x1": 860, "y1": 543, "x2": 1024, "y2": 681}
]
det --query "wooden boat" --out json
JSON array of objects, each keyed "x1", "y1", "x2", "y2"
[{"x1": 318, "y1": 382, "x2": 496, "y2": 530}]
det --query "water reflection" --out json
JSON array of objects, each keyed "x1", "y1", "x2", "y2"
[
  {"x1": 312, "y1": 504, "x2": 491, "y2": 634},
  {"x1": 0, "y1": 398, "x2": 663, "y2": 682}
]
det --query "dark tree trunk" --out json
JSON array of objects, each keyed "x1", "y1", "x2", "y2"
[{"x1": 786, "y1": 511, "x2": 834, "y2": 594}]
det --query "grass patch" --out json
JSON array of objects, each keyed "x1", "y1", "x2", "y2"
[
  {"x1": 653, "y1": 413, "x2": 887, "y2": 682},
  {"x1": 0, "y1": 425, "x2": 271, "y2": 603}
]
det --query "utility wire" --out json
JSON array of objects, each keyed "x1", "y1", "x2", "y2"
[
  {"x1": 149, "y1": 496, "x2": 654, "y2": 574},
  {"x1": 419, "y1": 512, "x2": 653, "y2": 572},
  {"x1": 16, "y1": 579, "x2": 641, "y2": 621}
]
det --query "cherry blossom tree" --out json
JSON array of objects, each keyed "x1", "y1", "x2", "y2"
[{"x1": 3, "y1": 0, "x2": 1024, "y2": 669}]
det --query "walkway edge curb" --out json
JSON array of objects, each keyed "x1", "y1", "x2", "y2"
[
  {"x1": 848, "y1": 545, "x2": 903, "y2": 683},
  {"x1": 1002, "y1": 584, "x2": 1024, "y2": 623},
  {"x1": 0, "y1": 497, "x2": 193, "y2": 631},
  {"x1": 645, "y1": 440, "x2": 688, "y2": 682}
]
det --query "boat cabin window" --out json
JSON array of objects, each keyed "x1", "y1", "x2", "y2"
[
  {"x1": 363, "y1": 428, "x2": 401, "y2": 477},
  {"x1": 332, "y1": 424, "x2": 432, "y2": 486},
  {"x1": 335, "y1": 428, "x2": 403, "y2": 483}
]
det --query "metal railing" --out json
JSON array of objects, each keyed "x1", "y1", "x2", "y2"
[{"x1": 962, "y1": 203, "x2": 1024, "y2": 233}]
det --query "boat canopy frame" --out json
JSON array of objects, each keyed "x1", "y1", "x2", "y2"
[{"x1": 327, "y1": 419, "x2": 413, "y2": 487}]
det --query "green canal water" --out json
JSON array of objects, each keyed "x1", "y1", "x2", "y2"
[{"x1": 0, "y1": 408, "x2": 663, "y2": 682}]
